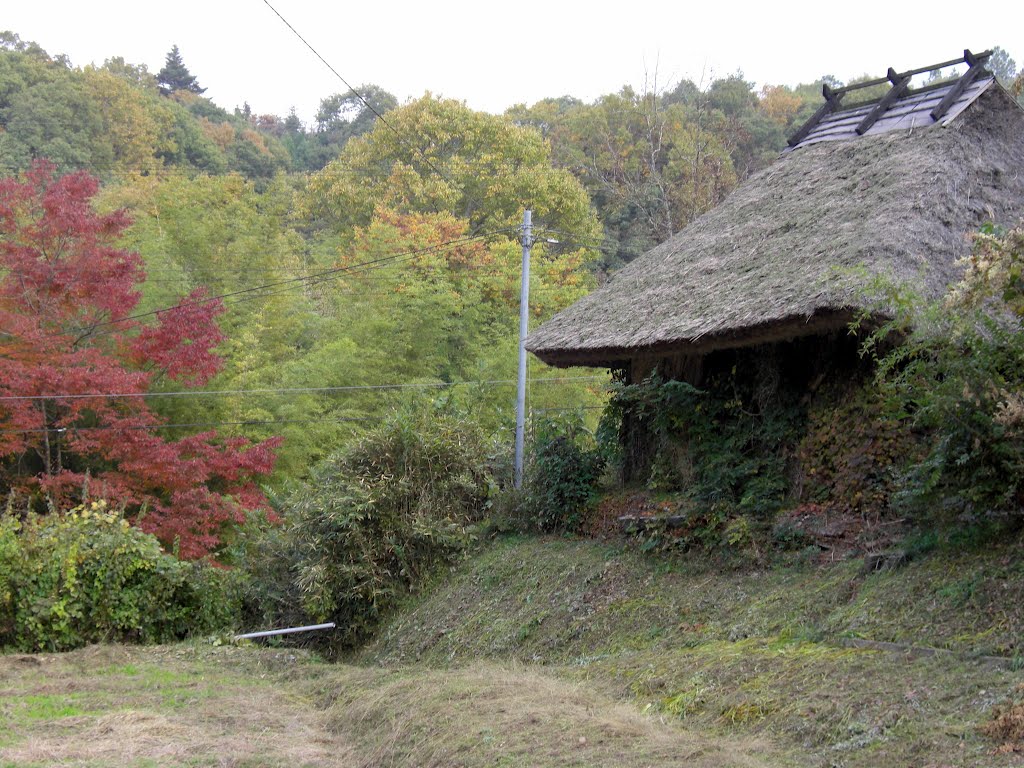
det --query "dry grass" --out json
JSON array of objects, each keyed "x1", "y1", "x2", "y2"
[
  {"x1": 983, "y1": 684, "x2": 1024, "y2": 756},
  {"x1": 319, "y1": 662, "x2": 779, "y2": 768},
  {"x1": 0, "y1": 643, "x2": 781, "y2": 768},
  {"x1": 0, "y1": 644, "x2": 352, "y2": 767}
]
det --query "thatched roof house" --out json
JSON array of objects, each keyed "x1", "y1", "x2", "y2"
[{"x1": 527, "y1": 54, "x2": 1024, "y2": 377}]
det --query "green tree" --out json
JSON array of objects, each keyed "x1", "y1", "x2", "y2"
[
  {"x1": 101, "y1": 56, "x2": 159, "y2": 92},
  {"x1": 506, "y1": 95, "x2": 583, "y2": 139},
  {"x1": 305, "y1": 94, "x2": 600, "y2": 242},
  {"x1": 315, "y1": 85, "x2": 397, "y2": 141},
  {"x1": 156, "y1": 99, "x2": 229, "y2": 172},
  {"x1": 0, "y1": 31, "x2": 50, "y2": 58},
  {"x1": 81, "y1": 66, "x2": 175, "y2": 172},
  {"x1": 0, "y1": 75, "x2": 113, "y2": 174},
  {"x1": 514, "y1": 85, "x2": 737, "y2": 268},
  {"x1": 989, "y1": 46, "x2": 1019, "y2": 85},
  {"x1": 157, "y1": 44, "x2": 205, "y2": 96},
  {"x1": 281, "y1": 85, "x2": 399, "y2": 172},
  {"x1": 100, "y1": 173, "x2": 334, "y2": 479}
]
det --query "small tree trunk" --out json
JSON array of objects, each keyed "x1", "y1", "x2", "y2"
[{"x1": 40, "y1": 402, "x2": 52, "y2": 476}]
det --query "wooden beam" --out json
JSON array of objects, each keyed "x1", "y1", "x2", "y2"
[
  {"x1": 787, "y1": 85, "x2": 844, "y2": 148},
  {"x1": 929, "y1": 49, "x2": 991, "y2": 122},
  {"x1": 898, "y1": 51, "x2": 990, "y2": 81},
  {"x1": 855, "y1": 68, "x2": 912, "y2": 135},
  {"x1": 786, "y1": 49, "x2": 995, "y2": 148},
  {"x1": 834, "y1": 50, "x2": 993, "y2": 98},
  {"x1": 834, "y1": 74, "x2": 890, "y2": 95}
]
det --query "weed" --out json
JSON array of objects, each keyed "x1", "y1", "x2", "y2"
[
  {"x1": 720, "y1": 698, "x2": 775, "y2": 724},
  {"x1": 662, "y1": 688, "x2": 708, "y2": 719},
  {"x1": 936, "y1": 577, "x2": 978, "y2": 606},
  {"x1": 519, "y1": 414, "x2": 605, "y2": 533}
]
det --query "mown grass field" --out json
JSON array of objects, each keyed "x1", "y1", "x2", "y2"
[
  {"x1": 0, "y1": 643, "x2": 775, "y2": 767},
  {"x1": 2, "y1": 535, "x2": 1024, "y2": 767}
]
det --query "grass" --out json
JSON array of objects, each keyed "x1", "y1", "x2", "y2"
[
  {"x1": 357, "y1": 534, "x2": 1024, "y2": 766},
  {"x1": 0, "y1": 644, "x2": 353, "y2": 767},
  {"x1": 2, "y1": 534, "x2": 1023, "y2": 766},
  {"x1": 360, "y1": 535, "x2": 1024, "y2": 665},
  {"x1": 0, "y1": 642, "x2": 779, "y2": 767}
]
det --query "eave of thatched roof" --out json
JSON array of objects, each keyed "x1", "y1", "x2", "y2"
[{"x1": 527, "y1": 82, "x2": 1024, "y2": 369}]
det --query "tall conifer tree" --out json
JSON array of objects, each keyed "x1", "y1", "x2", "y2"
[{"x1": 157, "y1": 44, "x2": 205, "y2": 96}]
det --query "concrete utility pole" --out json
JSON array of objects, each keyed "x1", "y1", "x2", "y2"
[{"x1": 514, "y1": 209, "x2": 532, "y2": 489}]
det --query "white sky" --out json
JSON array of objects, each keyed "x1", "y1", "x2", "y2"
[{"x1": 4, "y1": 1, "x2": 1022, "y2": 126}]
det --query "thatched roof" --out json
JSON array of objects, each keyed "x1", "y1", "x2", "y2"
[{"x1": 527, "y1": 79, "x2": 1024, "y2": 369}]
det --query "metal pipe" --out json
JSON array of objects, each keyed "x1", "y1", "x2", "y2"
[{"x1": 233, "y1": 622, "x2": 336, "y2": 640}]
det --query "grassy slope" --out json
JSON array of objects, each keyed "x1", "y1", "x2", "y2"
[
  {"x1": 358, "y1": 535, "x2": 1024, "y2": 766},
  {"x1": 3, "y1": 536, "x2": 1022, "y2": 767}
]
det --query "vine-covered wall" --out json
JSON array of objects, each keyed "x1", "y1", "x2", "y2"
[{"x1": 607, "y1": 332, "x2": 915, "y2": 537}]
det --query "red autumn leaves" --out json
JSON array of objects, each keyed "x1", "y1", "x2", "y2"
[{"x1": 0, "y1": 162, "x2": 279, "y2": 558}]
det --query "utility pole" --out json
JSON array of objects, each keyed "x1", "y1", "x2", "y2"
[{"x1": 514, "y1": 209, "x2": 532, "y2": 489}]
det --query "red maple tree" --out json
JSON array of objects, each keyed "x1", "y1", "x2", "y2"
[{"x1": 0, "y1": 161, "x2": 280, "y2": 558}]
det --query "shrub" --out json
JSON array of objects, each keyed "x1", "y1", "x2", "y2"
[
  {"x1": 232, "y1": 508, "x2": 309, "y2": 638},
  {"x1": 796, "y1": 379, "x2": 920, "y2": 518},
  {"x1": 0, "y1": 500, "x2": 241, "y2": 651},
  {"x1": 250, "y1": 408, "x2": 492, "y2": 649},
  {"x1": 0, "y1": 512, "x2": 18, "y2": 639},
  {"x1": 863, "y1": 222, "x2": 1024, "y2": 529},
  {"x1": 520, "y1": 414, "x2": 605, "y2": 532}
]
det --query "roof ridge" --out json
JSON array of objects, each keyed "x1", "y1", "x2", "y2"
[{"x1": 787, "y1": 50, "x2": 993, "y2": 150}]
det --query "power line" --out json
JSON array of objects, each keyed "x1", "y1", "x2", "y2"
[
  {"x1": 2, "y1": 262, "x2": 519, "y2": 286},
  {"x1": 0, "y1": 229, "x2": 590, "y2": 292},
  {"x1": 197, "y1": 251, "x2": 463, "y2": 315},
  {"x1": 0, "y1": 224, "x2": 579, "y2": 349},
  {"x1": 260, "y1": 0, "x2": 463, "y2": 198},
  {"x1": 0, "y1": 416, "x2": 376, "y2": 436},
  {"x1": 0, "y1": 257, "x2": 518, "y2": 282},
  {"x1": 533, "y1": 227, "x2": 651, "y2": 259},
  {"x1": 0, "y1": 157, "x2": 542, "y2": 171},
  {"x1": 41, "y1": 228, "x2": 516, "y2": 337},
  {"x1": 2, "y1": 244, "x2": 584, "y2": 316},
  {"x1": 0, "y1": 375, "x2": 608, "y2": 403}
]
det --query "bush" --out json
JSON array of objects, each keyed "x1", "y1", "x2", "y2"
[
  {"x1": 0, "y1": 512, "x2": 18, "y2": 639},
  {"x1": 0, "y1": 500, "x2": 241, "y2": 651},
  {"x1": 863, "y1": 222, "x2": 1024, "y2": 529},
  {"x1": 796, "y1": 379, "x2": 920, "y2": 518},
  {"x1": 247, "y1": 409, "x2": 492, "y2": 649},
  {"x1": 520, "y1": 415, "x2": 605, "y2": 532}
]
